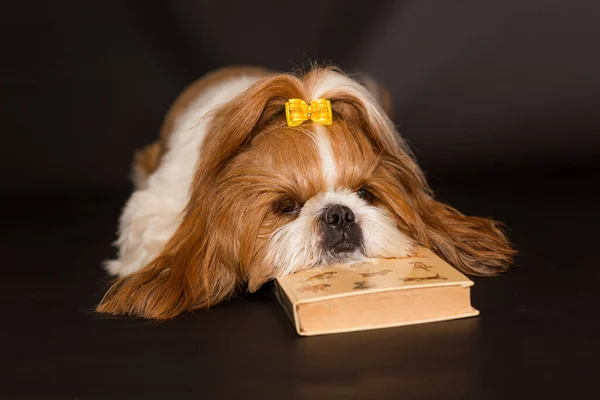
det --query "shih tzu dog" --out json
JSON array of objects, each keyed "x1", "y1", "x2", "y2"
[{"x1": 97, "y1": 66, "x2": 515, "y2": 320}]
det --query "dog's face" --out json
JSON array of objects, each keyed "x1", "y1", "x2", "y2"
[
  {"x1": 98, "y1": 68, "x2": 515, "y2": 320},
  {"x1": 221, "y1": 122, "x2": 414, "y2": 290}
]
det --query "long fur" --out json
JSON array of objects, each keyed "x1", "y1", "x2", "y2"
[{"x1": 97, "y1": 66, "x2": 515, "y2": 320}]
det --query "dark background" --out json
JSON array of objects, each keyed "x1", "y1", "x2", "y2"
[
  {"x1": 1, "y1": 1, "x2": 599, "y2": 399},
  {"x1": 2, "y1": 0, "x2": 599, "y2": 190}
]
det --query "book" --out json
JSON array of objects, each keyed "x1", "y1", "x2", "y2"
[{"x1": 272, "y1": 247, "x2": 479, "y2": 336}]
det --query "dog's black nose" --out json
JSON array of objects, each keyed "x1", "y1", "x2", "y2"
[
  {"x1": 323, "y1": 204, "x2": 355, "y2": 227},
  {"x1": 320, "y1": 204, "x2": 363, "y2": 255}
]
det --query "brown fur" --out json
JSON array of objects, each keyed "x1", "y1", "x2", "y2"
[
  {"x1": 135, "y1": 66, "x2": 273, "y2": 178},
  {"x1": 97, "y1": 67, "x2": 515, "y2": 320},
  {"x1": 98, "y1": 74, "x2": 310, "y2": 319},
  {"x1": 324, "y1": 90, "x2": 516, "y2": 276},
  {"x1": 134, "y1": 67, "x2": 394, "y2": 178}
]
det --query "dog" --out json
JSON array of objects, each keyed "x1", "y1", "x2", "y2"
[{"x1": 97, "y1": 66, "x2": 515, "y2": 320}]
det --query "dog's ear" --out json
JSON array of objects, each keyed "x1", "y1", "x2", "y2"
[
  {"x1": 97, "y1": 74, "x2": 306, "y2": 320},
  {"x1": 373, "y1": 156, "x2": 515, "y2": 276},
  {"x1": 96, "y1": 187, "x2": 239, "y2": 319},
  {"x1": 413, "y1": 197, "x2": 515, "y2": 275},
  {"x1": 369, "y1": 154, "x2": 515, "y2": 276}
]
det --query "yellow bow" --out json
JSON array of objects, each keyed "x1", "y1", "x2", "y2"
[{"x1": 285, "y1": 98, "x2": 332, "y2": 127}]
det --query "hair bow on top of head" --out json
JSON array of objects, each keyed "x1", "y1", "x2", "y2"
[{"x1": 285, "y1": 98, "x2": 332, "y2": 127}]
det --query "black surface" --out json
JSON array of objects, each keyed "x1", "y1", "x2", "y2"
[{"x1": 1, "y1": 168, "x2": 598, "y2": 399}]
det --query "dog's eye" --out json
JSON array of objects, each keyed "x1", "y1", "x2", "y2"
[
  {"x1": 356, "y1": 188, "x2": 375, "y2": 202},
  {"x1": 275, "y1": 199, "x2": 301, "y2": 214}
]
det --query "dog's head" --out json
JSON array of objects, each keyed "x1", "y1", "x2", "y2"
[{"x1": 98, "y1": 67, "x2": 514, "y2": 319}]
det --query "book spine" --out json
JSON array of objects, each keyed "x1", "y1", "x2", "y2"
[{"x1": 272, "y1": 280, "x2": 300, "y2": 334}]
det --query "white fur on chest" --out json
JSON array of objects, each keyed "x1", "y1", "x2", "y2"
[{"x1": 106, "y1": 76, "x2": 261, "y2": 277}]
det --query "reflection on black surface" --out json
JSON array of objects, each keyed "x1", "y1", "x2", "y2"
[{"x1": 289, "y1": 318, "x2": 481, "y2": 398}]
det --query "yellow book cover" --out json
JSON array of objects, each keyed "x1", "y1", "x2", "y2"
[{"x1": 273, "y1": 247, "x2": 479, "y2": 336}]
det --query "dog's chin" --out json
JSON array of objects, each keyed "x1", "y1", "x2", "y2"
[{"x1": 323, "y1": 248, "x2": 366, "y2": 265}]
